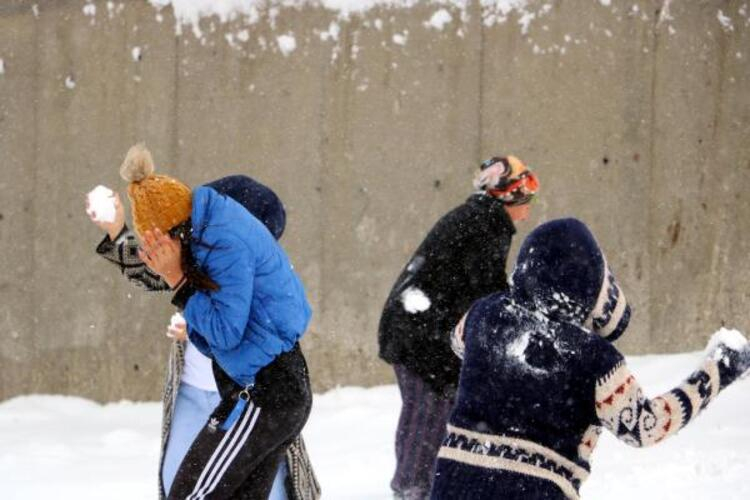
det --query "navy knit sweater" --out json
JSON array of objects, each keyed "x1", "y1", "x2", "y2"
[{"x1": 431, "y1": 219, "x2": 741, "y2": 500}]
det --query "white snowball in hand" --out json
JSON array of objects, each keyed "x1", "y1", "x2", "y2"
[
  {"x1": 170, "y1": 312, "x2": 186, "y2": 329},
  {"x1": 86, "y1": 185, "x2": 116, "y2": 223},
  {"x1": 706, "y1": 327, "x2": 748, "y2": 359}
]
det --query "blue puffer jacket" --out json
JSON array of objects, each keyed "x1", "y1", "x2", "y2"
[{"x1": 182, "y1": 186, "x2": 312, "y2": 387}]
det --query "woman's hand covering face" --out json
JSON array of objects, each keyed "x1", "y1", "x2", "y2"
[{"x1": 138, "y1": 228, "x2": 184, "y2": 288}]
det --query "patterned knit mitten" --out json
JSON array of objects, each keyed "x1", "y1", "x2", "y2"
[{"x1": 707, "y1": 330, "x2": 750, "y2": 390}]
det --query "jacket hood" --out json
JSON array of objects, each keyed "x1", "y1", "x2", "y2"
[{"x1": 510, "y1": 218, "x2": 631, "y2": 342}]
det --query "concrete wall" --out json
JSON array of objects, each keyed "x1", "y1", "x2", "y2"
[{"x1": 1, "y1": 0, "x2": 749, "y2": 402}]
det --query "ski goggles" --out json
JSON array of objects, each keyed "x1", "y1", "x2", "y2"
[{"x1": 489, "y1": 169, "x2": 540, "y2": 206}]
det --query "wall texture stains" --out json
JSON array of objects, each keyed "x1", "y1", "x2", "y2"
[{"x1": 1, "y1": 0, "x2": 749, "y2": 402}]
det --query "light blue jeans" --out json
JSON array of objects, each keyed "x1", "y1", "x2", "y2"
[{"x1": 162, "y1": 382, "x2": 288, "y2": 499}]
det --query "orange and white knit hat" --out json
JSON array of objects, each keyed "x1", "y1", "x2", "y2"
[
  {"x1": 119, "y1": 144, "x2": 192, "y2": 236},
  {"x1": 473, "y1": 155, "x2": 539, "y2": 206}
]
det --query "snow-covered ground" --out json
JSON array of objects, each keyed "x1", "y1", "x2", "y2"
[{"x1": 1, "y1": 352, "x2": 748, "y2": 499}]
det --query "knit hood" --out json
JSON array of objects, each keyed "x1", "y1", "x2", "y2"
[{"x1": 510, "y1": 218, "x2": 631, "y2": 341}]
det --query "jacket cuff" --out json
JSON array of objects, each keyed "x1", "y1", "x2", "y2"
[
  {"x1": 171, "y1": 283, "x2": 197, "y2": 310},
  {"x1": 95, "y1": 225, "x2": 129, "y2": 255}
]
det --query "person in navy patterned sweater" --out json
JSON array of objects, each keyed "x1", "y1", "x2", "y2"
[{"x1": 431, "y1": 218, "x2": 750, "y2": 500}]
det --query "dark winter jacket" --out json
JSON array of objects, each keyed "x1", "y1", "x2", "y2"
[
  {"x1": 378, "y1": 194, "x2": 515, "y2": 395},
  {"x1": 96, "y1": 174, "x2": 320, "y2": 500},
  {"x1": 431, "y1": 219, "x2": 743, "y2": 500}
]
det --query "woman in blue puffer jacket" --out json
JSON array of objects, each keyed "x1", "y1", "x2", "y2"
[{"x1": 116, "y1": 144, "x2": 313, "y2": 500}]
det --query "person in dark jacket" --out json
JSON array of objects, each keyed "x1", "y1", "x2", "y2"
[
  {"x1": 378, "y1": 156, "x2": 540, "y2": 499},
  {"x1": 89, "y1": 173, "x2": 320, "y2": 500},
  {"x1": 88, "y1": 144, "x2": 313, "y2": 500},
  {"x1": 431, "y1": 218, "x2": 750, "y2": 500}
]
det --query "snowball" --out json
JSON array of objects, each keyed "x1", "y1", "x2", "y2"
[
  {"x1": 86, "y1": 185, "x2": 117, "y2": 223},
  {"x1": 170, "y1": 312, "x2": 186, "y2": 329},
  {"x1": 401, "y1": 287, "x2": 431, "y2": 314},
  {"x1": 706, "y1": 328, "x2": 748, "y2": 356},
  {"x1": 277, "y1": 34, "x2": 297, "y2": 56},
  {"x1": 65, "y1": 75, "x2": 76, "y2": 89},
  {"x1": 131, "y1": 46, "x2": 142, "y2": 62},
  {"x1": 0, "y1": 59, "x2": 4, "y2": 75},
  {"x1": 166, "y1": 312, "x2": 186, "y2": 338}
]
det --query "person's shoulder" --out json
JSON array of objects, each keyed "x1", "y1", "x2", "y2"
[
  {"x1": 575, "y1": 328, "x2": 625, "y2": 380},
  {"x1": 193, "y1": 187, "x2": 264, "y2": 243},
  {"x1": 423, "y1": 197, "x2": 486, "y2": 242},
  {"x1": 466, "y1": 292, "x2": 520, "y2": 326}
]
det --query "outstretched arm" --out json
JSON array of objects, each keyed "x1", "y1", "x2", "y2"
[{"x1": 596, "y1": 335, "x2": 750, "y2": 447}]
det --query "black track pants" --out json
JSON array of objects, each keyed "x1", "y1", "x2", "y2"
[{"x1": 168, "y1": 346, "x2": 312, "y2": 500}]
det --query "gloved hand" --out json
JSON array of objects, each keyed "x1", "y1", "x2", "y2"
[{"x1": 707, "y1": 329, "x2": 750, "y2": 389}]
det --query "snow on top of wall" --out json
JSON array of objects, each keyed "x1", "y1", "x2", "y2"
[
  {"x1": 147, "y1": 0, "x2": 537, "y2": 37},
  {"x1": 56, "y1": 0, "x2": 747, "y2": 63},
  {"x1": 425, "y1": 8, "x2": 452, "y2": 30},
  {"x1": 83, "y1": 1, "x2": 96, "y2": 17}
]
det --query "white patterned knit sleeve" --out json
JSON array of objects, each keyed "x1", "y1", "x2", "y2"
[
  {"x1": 450, "y1": 313, "x2": 467, "y2": 360},
  {"x1": 96, "y1": 227, "x2": 171, "y2": 291},
  {"x1": 594, "y1": 359, "x2": 721, "y2": 447}
]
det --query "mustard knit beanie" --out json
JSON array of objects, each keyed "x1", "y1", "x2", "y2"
[{"x1": 119, "y1": 144, "x2": 192, "y2": 236}]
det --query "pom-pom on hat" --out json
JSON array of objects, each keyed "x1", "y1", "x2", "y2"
[
  {"x1": 474, "y1": 155, "x2": 539, "y2": 206},
  {"x1": 120, "y1": 143, "x2": 192, "y2": 236}
]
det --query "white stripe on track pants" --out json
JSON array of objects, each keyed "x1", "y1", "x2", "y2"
[{"x1": 167, "y1": 392, "x2": 309, "y2": 500}]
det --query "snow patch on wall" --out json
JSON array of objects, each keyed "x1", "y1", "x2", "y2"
[
  {"x1": 83, "y1": 1, "x2": 96, "y2": 17},
  {"x1": 277, "y1": 33, "x2": 297, "y2": 56},
  {"x1": 392, "y1": 31, "x2": 408, "y2": 45},
  {"x1": 145, "y1": 0, "x2": 539, "y2": 42},
  {"x1": 64, "y1": 0, "x2": 747, "y2": 63},
  {"x1": 320, "y1": 21, "x2": 342, "y2": 41},
  {"x1": 149, "y1": 0, "x2": 262, "y2": 37},
  {"x1": 717, "y1": 9, "x2": 734, "y2": 31}
]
